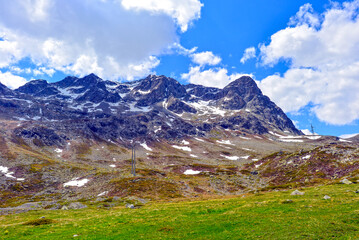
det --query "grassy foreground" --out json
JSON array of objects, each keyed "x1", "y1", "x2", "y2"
[{"x1": 1, "y1": 184, "x2": 359, "y2": 240}]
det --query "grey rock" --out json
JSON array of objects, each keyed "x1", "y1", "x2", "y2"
[
  {"x1": 340, "y1": 179, "x2": 352, "y2": 185},
  {"x1": 291, "y1": 190, "x2": 305, "y2": 196},
  {"x1": 126, "y1": 196, "x2": 149, "y2": 204},
  {"x1": 126, "y1": 203, "x2": 135, "y2": 209},
  {"x1": 323, "y1": 195, "x2": 331, "y2": 200},
  {"x1": 68, "y1": 202, "x2": 88, "y2": 210},
  {"x1": 95, "y1": 197, "x2": 105, "y2": 202},
  {"x1": 113, "y1": 196, "x2": 121, "y2": 201}
]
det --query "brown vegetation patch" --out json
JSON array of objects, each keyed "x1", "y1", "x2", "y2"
[{"x1": 110, "y1": 177, "x2": 182, "y2": 199}]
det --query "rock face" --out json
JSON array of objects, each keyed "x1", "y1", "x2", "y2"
[{"x1": 0, "y1": 74, "x2": 301, "y2": 145}]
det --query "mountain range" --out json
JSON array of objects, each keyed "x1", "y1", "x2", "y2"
[{"x1": 0, "y1": 73, "x2": 300, "y2": 147}]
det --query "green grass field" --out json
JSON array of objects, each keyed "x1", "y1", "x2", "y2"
[{"x1": 1, "y1": 183, "x2": 359, "y2": 240}]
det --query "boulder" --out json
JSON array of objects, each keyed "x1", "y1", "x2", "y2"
[
  {"x1": 68, "y1": 202, "x2": 88, "y2": 209},
  {"x1": 340, "y1": 179, "x2": 352, "y2": 185},
  {"x1": 323, "y1": 195, "x2": 331, "y2": 200},
  {"x1": 126, "y1": 203, "x2": 135, "y2": 209},
  {"x1": 291, "y1": 190, "x2": 304, "y2": 196}
]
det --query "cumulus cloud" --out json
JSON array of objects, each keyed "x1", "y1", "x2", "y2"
[
  {"x1": 121, "y1": 0, "x2": 203, "y2": 32},
  {"x1": 240, "y1": 47, "x2": 256, "y2": 64},
  {"x1": 181, "y1": 66, "x2": 251, "y2": 88},
  {"x1": 258, "y1": 0, "x2": 359, "y2": 125},
  {"x1": 191, "y1": 51, "x2": 221, "y2": 66},
  {"x1": 0, "y1": 0, "x2": 203, "y2": 84},
  {"x1": 0, "y1": 70, "x2": 27, "y2": 89}
]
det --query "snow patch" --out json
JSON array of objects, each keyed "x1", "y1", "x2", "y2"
[
  {"x1": 242, "y1": 148, "x2": 255, "y2": 152},
  {"x1": 306, "y1": 136, "x2": 321, "y2": 140},
  {"x1": 109, "y1": 165, "x2": 116, "y2": 168},
  {"x1": 97, "y1": 191, "x2": 108, "y2": 197},
  {"x1": 184, "y1": 169, "x2": 201, "y2": 175},
  {"x1": 279, "y1": 139, "x2": 304, "y2": 143},
  {"x1": 239, "y1": 136, "x2": 251, "y2": 140},
  {"x1": 190, "y1": 154, "x2": 198, "y2": 158},
  {"x1": 269, "y1": 131, "x2": 284, "y2": 137},
  {"x1": 302, "y1": 155, "x2": 311, "y2": 160},
  {"x1": 187, "y1": 100, "x2": 227, "y2": 116},
  {"x1": 64, "y1": 178, "x2": 89, "y2": 187},
  {"x1": 140, "y1": 142, "x2": 153, "y2": 151},
  {"x1": 137, "y1": 89, "x2": 151, "y2": 95},
  {"x1": 172, "y1": 145, "x2": 191, "y2": 152},
  {"x1": 0, "y1": 166, "x2": 24, "y2": 181},
  {"x1": 216, "y1": 140, "x2": 234, "y2": 145},
  {"x1": 127, "y1": 103, "x2": 152, "y2": 112},
  {"x1": 182, "y1": 140, "x2": 190, "y2": 145},
  {"x1": 220, "y1": 154, "x2": 239, "y2": 160},
  {"x1": 255, "y1": 163, "x2": 263, "y2": 168},
  {"x1": 194, "y1": 137, "x2": 205, "y2": 142},
  {"x1": 154, "y1": 126, "x2": 162, "y2": 133},
  {"x1": 339, "y1": 139, "x2": 352, "y2": 143},
  {"x1": 54, "y1": 148, "x2": 63, "y2": 153}
]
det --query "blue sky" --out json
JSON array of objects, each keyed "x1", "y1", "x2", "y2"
[{"x1": 0, "y1": 0, "x2": 358, "y2": 137}]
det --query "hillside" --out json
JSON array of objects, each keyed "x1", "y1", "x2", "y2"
[{"x1": 0, "y1": 74, "x2": 358, "y2": 209}]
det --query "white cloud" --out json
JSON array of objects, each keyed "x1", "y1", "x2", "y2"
[
  {"x1": 0, "y1": 70, "x2": 27, "y2": 89},
  {"x1": 181, "y1": 66, "x2": 251, "y2": 88},
  {"x1": 21, "y1": 0, "x2": 52, "y2": 22},
  {"x1": 0, "y1": 0, "x2": 202, "y2": 81},
  {"x1": 258, "y1": 0, "x2": 359, "y2": 125},
  {"x1": 120, "y1": 0, "x2": 203, "y2": 32},
  {"x1": 191, "y1": 51, "x2": 221, "y2": 66},
  {"x1": 240, "y1": 47, "x2": 256, "y2": 64},
  {"x1": 0, "y1": 38, "x2": 23, "y2": 68},
  {"x1": 289, "y1": 3, "x2": 320, "y2": 27}
]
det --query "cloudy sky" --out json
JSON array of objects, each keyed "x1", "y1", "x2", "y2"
[{"x1": 0, "y1": 0, "x2": 358, "y2": 137}]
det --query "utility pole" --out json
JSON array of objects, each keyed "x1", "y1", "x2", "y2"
[
  {"x1": 131, "y1": 142, "x2": 136, "y2": 176},
  {"x1": 311, "y1": 124, "x2": 315, "y2": 135}
]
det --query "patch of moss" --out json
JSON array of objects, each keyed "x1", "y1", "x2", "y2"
[{"x1": 23, "y1": 218, "x2": 55, "y2": 226}]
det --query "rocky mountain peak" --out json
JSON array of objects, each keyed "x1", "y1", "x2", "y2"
[
  {"x1": 0, "y1": 82, "x2": 14, "y2": 96},
  {"x1": 223, "y1": 76, "x2": 262, "y2": 100},
  {"x1": 53, "y1": 76, "x2": 79, "y2": 88},
  {"x1": 16, "y1": 79, "x2": 49, "y2": 95},
  {"x1": 134, "y1": 75, "x2": 187, "y2": 106},
  {"x1": 68, "y1": 73, "x2": 102, "y2": 88}
]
